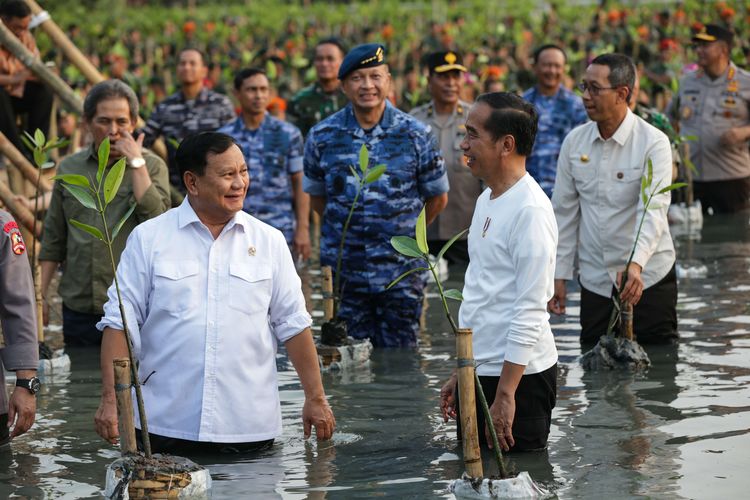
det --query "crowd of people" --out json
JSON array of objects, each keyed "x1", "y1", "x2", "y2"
[{"x1": 1, "y1": 0, "x2": 749, "y2": 467}]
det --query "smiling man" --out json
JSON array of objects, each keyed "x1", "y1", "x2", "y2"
[
  {"x1": 94, "y1": 132, "x2": 335, "y2": 454},
  {"x1": 39, "y1": 80, "x2": 170, "y2": 346},
  {"x1": 522, "y1": 44, "x2": 587, "y2": 198},
  {"x1": 304, "y1": 43, "x2": 448, "y2": 347},
  {"x1": 219, "y1": 68, "x2": 310, "y2": 261}
]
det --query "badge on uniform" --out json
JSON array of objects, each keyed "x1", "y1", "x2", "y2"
[
  {"x1": 723, "y1": 97, "x2": 736, "y2": 108},
  {"x1": 580, "y1": 154, "x2": 589, "y2": 163},
  {"x1": 248, "y1": 245, "x2": 256, "y2": 256},
  {"x1": 3, "y1": 221, "x2": 26, "y2": 255},
  {"x1": 681, "y1": 106, "x2": 692, "y2": 120}
]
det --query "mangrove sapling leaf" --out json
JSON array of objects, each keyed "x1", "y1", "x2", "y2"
[
  {"x1": 437, "y1": 228, "x2": 468, "y2": 263},
  {"x1": 54, "y1": 173, "x2": 91, "y2": 188},
  {"x1": 97, "y1": 137, "x2": 110, "y2": 183},
  {"x1": 33, "y1": 148, "x2": 45, "y2": 169},
  {"x1": 21, "y1": 132, "x2": 35, "y2": 153},
  {"x1": 683, "y1": 156, "x2": 698, "y2": 174},
  {"x1": 415, "y1": 207, "x2": 428, "y2": 254},
  {"x1": 103, "y1": 158, "x2": 127, "y2": 205},
  {"x1": 34, "y1": 129, "x2": 44, "y2": 147},
  {"x1": 69, "y1": 219, "x2": 105, "y2": 241},
  {"x1": 359, "y1": 144, "x2": 368, "y2": 173},
  {"x1": 111, "y1": 203, "x2": 137, "y2": 240},
  {"x1": 658, "y1": 182, "x2": 687, "y2": 195},
  {"x1": 58, "y1": 183, "x2": 98, "y2": 210},
  {"x1": 647, "y1": 158, "x2": 653, "y2": 186},
  {"x1": 364, "y1": 164, "x2": 386, "y2": 184},
  {"x1": 349, "y1": 165, "x2": 361, "y2": 182},
  {"x1": 386, "y1": 266, "x2": 430, "y2": 289},
  {"x1": 390, "y1": 235, "x2": 424, "y2": 258},
  {"x1": 443, "y1": 289, "x2": 464, "y2": 301}
]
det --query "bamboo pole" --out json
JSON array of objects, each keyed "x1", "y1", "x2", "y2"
[
  {"x1": 0, "y1": 179, "x2": 41, "y2": 236},
  {"x1": 681, "y1": 142, "x2": 694, "y2": 206},
  {"x1": 0, "y1": 132, "x2": 54, "y2": 193},
  {"x1": 0, "y1": 20, "x2": 83, "y2": 114},
  {"x1": 622, "y1": 303, "x2": 634, "y2": 341},
  {"x1": 321, "y1": 265, "x2": 334, "y2": 321},
  {"x1": 456, "y1": 328, "x2": 482, "y2": 479},
  {"x1": 113, "y1": 358, "x2": 138, "y2": 455},
  {"x1": 33, "y1": 258, "x2": 44, "y2": 343},
  {"x1": 24, "y1": 0, "x2": 104, "y2": 85}
]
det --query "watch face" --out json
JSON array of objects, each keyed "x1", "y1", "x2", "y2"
[{"x1": 30, "y1": 378, "x2": 41, "y2": 394}]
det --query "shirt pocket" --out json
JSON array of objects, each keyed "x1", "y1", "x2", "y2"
[
  {"x1": 228, "y1": 262, "x2": 272, "y2": 316},
  {"x1": 610, "y1": 166, "x2": 643, "y2": 205},
  {"x1": 152, "y1": 260, "x2": 200, "y2": 314},
  {"x1": 569, "y1": 156, "x2": 595, "y2": 189}
]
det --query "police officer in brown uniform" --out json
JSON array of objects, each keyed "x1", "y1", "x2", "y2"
[
  {"x1": 0, "y1": 210, "x2": 40, "y2": 446},
  {"x1": 411, "y1": 51, "x2": 481, "y2": 263},
  {"x1": 669, "y1": 24, "x2": 750, "y2": 214}
]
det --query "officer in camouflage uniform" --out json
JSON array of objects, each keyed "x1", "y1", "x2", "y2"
[
  {"x1": 304, "y1": 44, "x2": 449, "y2": 347},
  {"x1": 288, "y1": 38, "x2": 348, "y2": 137},
  {"x1": 0, "y1": 210, "x2": 39, "y2": 446},
  {"x1": 219, "y1": 68, "x2": 310, "y2": 260}
]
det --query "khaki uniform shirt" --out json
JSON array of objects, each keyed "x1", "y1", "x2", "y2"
[
  {"x1": 411, "y1": 100, "x2": 482, "y2": 241},
  {"x1": 669, "y1": 63, "x2": 750, "y2": 181},
  {"x1": 0, "y1": 210, "x2": 38, "y2": 414},
  {"x1": 39, "y1": 147, "x2": 170, "y2": 314}
]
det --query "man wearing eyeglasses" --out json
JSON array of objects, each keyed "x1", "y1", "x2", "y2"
[
  {"x1": 668, "y1": 24, "x2": 750, "y2": 214},
  {"x1": 549, "y1": 53, "x2": 677, "y2": 346}
]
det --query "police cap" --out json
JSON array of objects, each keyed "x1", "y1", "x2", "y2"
[
  {"x1": 692, "y1": 24, "x2": 734, "y2": 46},
  {"x1": 425, "y1": 51, "x2": 468, "y2": 74},
  {"x1": 338, "y1": 43, "x2": 386, "y2": 80}
]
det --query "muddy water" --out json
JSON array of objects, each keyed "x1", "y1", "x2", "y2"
[{"x1": 2, "y1": 213, "x2": 748, "y2": 499}]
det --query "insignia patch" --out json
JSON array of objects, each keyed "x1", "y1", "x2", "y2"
[
  {"x1": 248, "y1": 245, "x2": 256, "y2": 256},
  {"x1": 723, "y1": 97, "x2": 736, "y2": 107},
  {"x1": 10, "y1": 231, "x2": 25, "y2": 255},
  {"x1": 580, "y1": 154, "x2": 589, "y2": 163},
  {"x1": 681, "y1": 106, "x2": 692, "y2": 119},
  {"x1": 3, "y1": 220, "x2": 18, "y2": 234}
]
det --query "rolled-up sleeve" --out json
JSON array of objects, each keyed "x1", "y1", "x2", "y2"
[
  {"x1": 551, "y1": 137, "x2": 580, "y2": 281},
  {"x1": 287, "y1": 126, "x2": 304, "y2": 174},
  {"x1": 268, "y1": 232, "x2": 312, "y2": 343},
  {"x1": 134, "y1": 153, "x2": 171, "y2": 221},
  {"x1": 416, "y1": 129, "x2": 449, "y2": 198}
]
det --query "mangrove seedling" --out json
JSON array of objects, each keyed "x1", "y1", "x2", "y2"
[
  {"x1": 388, "y1": 207, "x2": 508, "y2": 478},
  {"x1": 321, "y1": 144, "x2": 385, "y2": 346},
  {"x1": 51, "y1": 137, "x2": 152, "y2": 457}
]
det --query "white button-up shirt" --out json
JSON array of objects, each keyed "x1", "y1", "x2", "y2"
[
  {"x1": 552, "y1": 109, "x2": 675, "y2": 297},
  {"x1": 97, "y1": 199, "x2": 312, "y2": 442}
]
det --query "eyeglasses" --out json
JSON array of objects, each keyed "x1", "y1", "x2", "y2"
[{"x1": 577, "y1": 82, "x2": 618, "y2": 96}]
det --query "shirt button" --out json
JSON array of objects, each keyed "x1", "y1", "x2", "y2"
[{"x1": 617, "y1": 172, "x2": 624, "y2": 179}]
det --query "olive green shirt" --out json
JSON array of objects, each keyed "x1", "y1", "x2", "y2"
[
  {"x1": 287, "y1": 82, "x2": 347, "y2": 137},
  {"x1": 39, "y1": 146, "x2": 170, "y2": 314}
]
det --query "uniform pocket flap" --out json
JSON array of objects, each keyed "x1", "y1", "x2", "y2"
[
  {"x1": 229, "y1": 262, "x2": 272, "y2": 283},
  {"x1": 154, "y1": 260, "x2": 200, "y2": 280}
]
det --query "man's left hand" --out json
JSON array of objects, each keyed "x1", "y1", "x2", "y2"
[
  {"x1": 486, "y1": 393, "x2": 515, "y2": 451},
  {"x1": 111, "y1": 130, "x2": 144, "y2": 162},
  {"x1": 302, "y1": 396, "x2": 336, "y2": 440},
  {"x1": 720, "y1": 127, "x2": 750, "y2": 147},
  {"x1": 617, "y1": 262, "x2": 643, "y2": 306},
  {"x1": 7, "y1": 388, "x2": 36, "y2": 439},
  {"x1": 293, "y1": 227, "x2": 312, "y2": 262}
]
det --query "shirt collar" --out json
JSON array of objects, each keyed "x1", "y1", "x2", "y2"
[
  {"x1": 590, "y1": 108, "x2": 635, "y2": 146},
  {"x1": 180, "y1": 87, "x2": 209, "y2": 103},
  {"x1": 178, "y1": 197, "x2": 249, "y2": 233},
  {"x1": 343, "y1": 100, "x2": 396, "y2": 136}
]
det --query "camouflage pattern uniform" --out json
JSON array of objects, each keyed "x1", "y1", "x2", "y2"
[
  {"x1": 522, "y1": 86, "x2": 588, "y2": 197},
  {"x1": 142, "y1": 88, "x2": 236, "y2": 189},
  {"x1": 304, "y1": 101, "x2": 448, "y2": 347},
  {"x1": 218, "y1": 114, "x2": 304, "y2": 245},
  {"x1": 288, "y1": 82, "x2": 347, "y2": 137}
]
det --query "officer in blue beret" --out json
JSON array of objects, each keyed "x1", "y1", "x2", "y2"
[{"x1": 304, "y1": 43, "x2": 449, "y2": 347}]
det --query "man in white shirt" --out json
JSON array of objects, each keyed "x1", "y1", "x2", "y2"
[
  {"x1": 440, "y1": 92, "x2": 558, "y2": 452},
  {"x1": 94, "y1": 132, "x2": 335, "y2": 454},
  {"x1": 549, "y1": 53, "x2": 677, "y2": 345}
]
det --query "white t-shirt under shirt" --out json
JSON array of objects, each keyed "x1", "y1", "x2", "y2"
[{"x1": 459, "y1": 174, "x2": 558, "y2": 377}]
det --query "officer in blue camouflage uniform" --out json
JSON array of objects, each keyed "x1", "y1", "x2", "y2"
[
  {"x1": 522, "y1": 45, "x2": 587, "y2": 197},
  {"x1": 304, "y1": 44, "x2": 449, "y2": 347},
  {"x1": 219, "y1": 68, "x2": 310, "y2": 260},
  {"x1": 142, "y1": 48, "x2": 236, "y2": 199}
]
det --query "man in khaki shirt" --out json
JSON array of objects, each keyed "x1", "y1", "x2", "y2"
[
  {"x1": 411, "y1": 51, "x2": 481, "y2": 264},
  {"x1": 40, "y1": 80, "x2": 170, "y2": 346}
]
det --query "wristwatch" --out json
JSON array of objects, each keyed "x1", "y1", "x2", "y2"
[
  {"x1": 16, "y1": 377, "x2": 41, "y2": 395},
  {"x1": 129, "y1": 157, "x2": 146, "y2": 169}
]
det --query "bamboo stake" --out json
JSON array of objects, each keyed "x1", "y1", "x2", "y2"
[
  {"x1": 33, "y1": 257, "x2": 44, "y2": 343},
  {"x1": 0, "y1": 131, "x2": 54, "y2": 193},
  {"x1": 681, "y1": 142, "x2": 694, "y2": 206},
  {"x1": 456, "y1": 328, "x2": 482, "y2": 479},
  {"x1": 24, "y1": 0, "x2": 104, "y2": 85},
  {"x1": 622, "y1": 303, "x2": 634, "y2": 341},
  {"x1": 0, "y1": 20, "x2": 82, "y2": 114},
  {"x1": 321, "y1": 265, "x2": 334, "y2": 321},
  {"x1": 0, "y1": 179, "x2": 41, "y2": 236},
  {"x1": 113, "y1": 358, "x2": 138, "y2": 454}
]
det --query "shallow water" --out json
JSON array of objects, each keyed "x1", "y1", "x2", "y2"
[{"x1": 2, "y1": 212, "x2": 749, "y2": 499}]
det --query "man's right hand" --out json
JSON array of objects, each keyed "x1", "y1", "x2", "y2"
[
  {"x1": 548, "y1": 279, "x2": 567, "y2": 314},
  {"x1": 94, "y1": 397, "x2": 119, "y2": 445},
  {"x1": 440, "y1": 373, "x2": 458, "y2": 422}
]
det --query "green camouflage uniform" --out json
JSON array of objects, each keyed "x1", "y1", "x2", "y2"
[{"x1": 287, "y1": 82, "x2": 347, "y2": 136}]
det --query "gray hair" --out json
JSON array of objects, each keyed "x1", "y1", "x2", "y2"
[
  {"x1": 83, "y1": 80, "x2": 139, "y2": 122},
  {"x1": 591, "y1": 53, "x2": 636, "y2": 103}
]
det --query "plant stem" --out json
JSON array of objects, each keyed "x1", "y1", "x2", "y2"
[
  {"x1": 428, "y1": 260, "x2": 458, "y2": 334},
  {"x1": 333, "y1": 177, "x2": 364, "y2": 318}
]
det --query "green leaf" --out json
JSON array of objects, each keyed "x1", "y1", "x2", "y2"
[
  {"x1": 657, "y1": 182, "x2": 687, "y2": 195},
  {"x1": 683, "y1": 157, "x2": 698, "y2": 174},
  {"x1": 97, "y1": 138, "x2": 110, "y2": 184},
  {"x1": 33, "y1": 148, "x2": 45, "y2": 169},
  {"x1": 53, "y1": 173, "x2": 91, "y2": 188},
  {"x1": 390, "y1": 235, "x2": 424, "y2": 258},
  {"x1": 60, "y1": 183, "x2": 97, "y2": 210},
  {"x1": 640, "y1": 175, "x2": 648, "y2": 198},
  {"x1": 349, "y1": 165, "x2": 361, "y2": 182},
  {"x1": 358, "y1": 144, "x2": 369, "y2": 173},
  {"x1": 444, "y1": 289, "x2": 464, "y2": 301},
  {"x1": 386, "y1": 266, "x2": 429, "y2": 289},
  {"x1": 415, "y1": 207, "x2": 428, "y2": 254},
  {"x1": 364, "y1": 164, "x2": 386, "y2": 184},
  {"x1": 437, "y1": 228, "x2": 469, "y2": 262},
  {"x1": 681, "y1": 135, "x2": 697, "y2": 142},
  {"x1": 167, "y1": 137, "x2": 181, "y2": 149},
  {"x1": 52, "y1": 138, "x2": 70, "y2": 150},
  {"x1": 103, "y1": 157, "x2": 127, "y2": 205},
  {"x1": 34, "y1": 129, "x2": 45, "y2": 147},
  {"x1": 111, "y1": 203, "x2": 137, "y2": 239},
  {"x1": 21, "y1": 134, "x2": 35, "y2": 153},
  {"x1": 69, "y1": 219, "x2": 105, "y2": 241},
  {"x1": 647, "y1": 158, "x2": 653, "y2": 186}
]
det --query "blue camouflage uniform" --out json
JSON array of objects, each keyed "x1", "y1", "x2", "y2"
[
  {"x1": 304, "y1": 101, "x2": 448, "y2": 347},
  {"x1": 218, "y1": 114, "x2": 304, "y2": 245},
  {"x1": 522, "y1": 85, "x2": 587, "y2": 197}
]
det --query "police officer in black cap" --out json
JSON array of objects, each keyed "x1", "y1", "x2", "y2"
[{"x1": 669, "y1": 24, "x2": 750, "y2": 214}]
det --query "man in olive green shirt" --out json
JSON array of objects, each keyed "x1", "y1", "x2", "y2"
[{"x1": 39, "y1": 80, "x2": 170, "y2": 346}]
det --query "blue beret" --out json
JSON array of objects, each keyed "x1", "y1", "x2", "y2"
[{"x1": 338, "y1": 43, "x2": 386, "y2": 80}]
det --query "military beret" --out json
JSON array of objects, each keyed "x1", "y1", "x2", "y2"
[
  {"x1": 425, "y1": 51, "x2": 468, "y2": 74},
  {"x1": 338, "y1": 43, "x2": 386, "y2": 80},
  {"x1": 692, "y1": 24, "x2": 734, "y2": 45}
]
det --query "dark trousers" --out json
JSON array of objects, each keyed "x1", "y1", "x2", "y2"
[
  {"x1": 0, "y1": 82, "x2": 54, "y2": 157},
  {"x1": 0, "y1": 414, "x2": 8, "y2": 447},
  {"x1": 694, "y1": 177, "x2": 750, "y2": 214},
  {"x1": 135, "y1": 429, "x2": 274, "y2": 455},
  {"x1": 456, "y1": 364, "x2": 557, "y2": 452},
  {"x1": 580, "y1": 264, "x2": 678, "y2": 346},
  {"x1": 62, "y1": 304, "x2": 102, "y2": 347}
]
